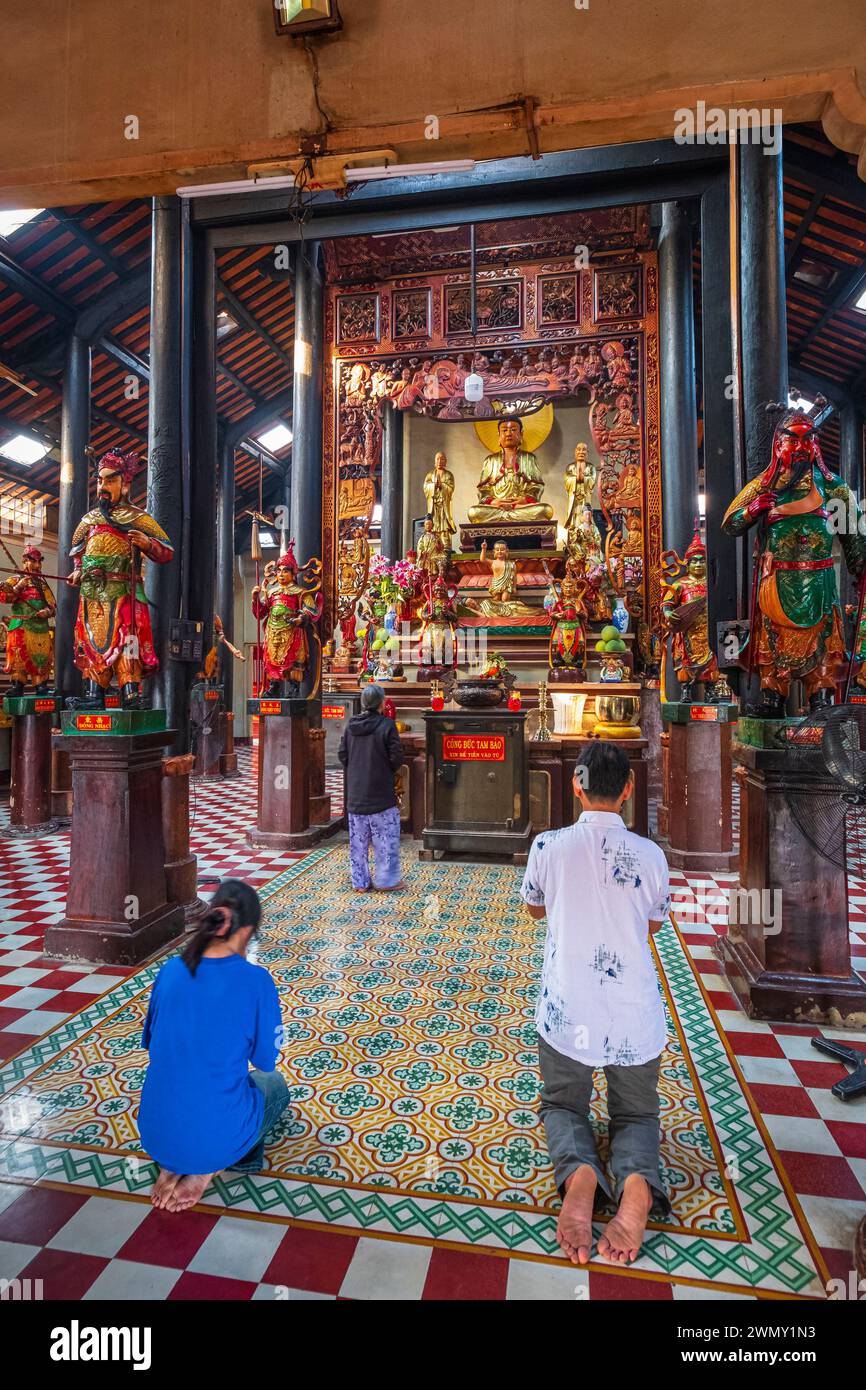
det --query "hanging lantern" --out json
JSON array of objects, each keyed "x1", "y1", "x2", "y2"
[
  {"x1": 250, "y1": 518, "x2": 262, "y2": 562},
  {"x1": 464, "y1": 371, "x2": 484, "y2": 402},
  {"x1": 274, "y1": 0, "x2": 342, "y2": 36}
]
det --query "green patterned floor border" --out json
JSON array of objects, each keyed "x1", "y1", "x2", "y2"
[{"x1": 0, "y1": 847, "x2": 829, "y2": 1296}]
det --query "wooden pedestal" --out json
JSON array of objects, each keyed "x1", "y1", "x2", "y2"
[
  {"x1": 219, "y1": 711, "x2": 240, "y2": 777},
  {"x1": 657, "y1": 715, "x2": 738, "y2": 872},
  {"x1": 162, "y1": 754, "x2": 205, "y2": 923},
  {"x1": 308, "y1": 729, "x2": 332, "y2": 825},
  {"x1": 50, "y1": 730, "x2": 73, "y2": 823},
  {"x1": 247, "y1": 699, "x2": 340, "y2": 850},
  {"x1": 716, "y1": 742, "x2": 866, "y2": 1023},
  {"x1": 44, "y1": 730, "x2": 184, "y2": 965},
  {"x1": 2, "y1": 710, "x2": 57, "y2": 837}
]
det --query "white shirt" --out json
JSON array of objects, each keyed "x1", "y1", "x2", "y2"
[{"x1": 520, "y1": 812, "x2": 671, "y2": 1067}]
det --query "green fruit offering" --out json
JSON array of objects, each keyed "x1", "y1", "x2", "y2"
[
  {"x1": 608, "y1": 637, "x2": 627, "y2": 652},
  {"x1": 601, "y1": 625, "x2": 619, "y2": 642},
  {"x1": 595, "y1": 639, "x2": 607, "y2": 652}
]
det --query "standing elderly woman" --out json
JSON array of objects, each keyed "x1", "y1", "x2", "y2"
[{"x1": 338, "y1": 682, "x2": 404, "y2": 891}]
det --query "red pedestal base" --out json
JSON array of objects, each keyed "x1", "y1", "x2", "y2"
[
  {"x1": 656, "y1": 717, "x2": 738, "y2": 873},
  {"x1": 2, "y1": 712, "x2": 57, "y2": 838},
  {"x1": 45, "y1": 730, "x2": 184, "y2": 965},
  {"x1": 247, "y1": 702, "x2": 341, "y2": 851},
  {"x1": 716, "y1": 743, "x2": 866, "y2": 1023}
]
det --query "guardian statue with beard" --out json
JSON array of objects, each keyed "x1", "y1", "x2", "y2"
[
  {"x1": 65, "y1": 451, "x2": 173, "y2": 710},
  {"x1": 722, "y1": 399, "x2": 866, "y2": 716}
]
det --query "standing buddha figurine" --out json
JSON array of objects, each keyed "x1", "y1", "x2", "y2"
[
  {"x1": 0, "y1": 544, "x2": 55, "y2": 694},
  {"x1": 422, "y1": 451, "x2": 457, "y2": 554}
]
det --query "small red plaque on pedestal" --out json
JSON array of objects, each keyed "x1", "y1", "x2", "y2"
[
  {"x1": 689, "y1": 705, "x2": 719, "y2": 722},
  {"x1": 73, "y1": 714, "x2": 114, "y2": 732},
  {"x1": 259, "y1": 700, "x2": 282, "y2": 715}
]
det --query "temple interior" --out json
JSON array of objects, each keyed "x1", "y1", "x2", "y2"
[{"x1": 0, "y1": 6, "x2": 866, "y2": 1321}]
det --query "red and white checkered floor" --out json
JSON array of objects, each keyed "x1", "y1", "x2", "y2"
[{"x1": 1, "y1": 753, "x2": 865, "y2": 1300}]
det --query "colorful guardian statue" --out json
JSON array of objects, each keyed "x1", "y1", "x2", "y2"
[
  {"x1": 661, "y1": 529, "x2": 723, "y2": 702},
  {"x1": 251, "y1": 543, "x2": 323, "y2": 696},
  {"x1": 722, "y1": 400, "x2": 866, "y2": 715},
  {"x1": 545, "y1": 560, "x2": 588, "y2": 677},
  {"x1": 418, "y1": 571, "x2": 458, "y2": 676},
  {"x1": 66, "y1": 451, "x2": 173, "y2": 709},
  {"x1": 0, "y1": 545, "x2": 55, "y2": 694}
]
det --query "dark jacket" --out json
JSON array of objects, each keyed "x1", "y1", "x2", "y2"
[{"x1": 338, "y1": 710, "x2": 404, "y2": 815}]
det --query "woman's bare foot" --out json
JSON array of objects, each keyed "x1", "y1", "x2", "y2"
[
  {"x1": 376, "y1": 881, "x2": 405, "y2": 892},
  {"x1": 151, "y1": 1168, "x2": 181, "y2": 1209},
  {"x1": 164, "y1": 1171, "x2": 216, "y2": 1213},
  {"x1": 556, "y1": 1164, "x2": 597, "y2": 1265},
  {"x1": 597, "y1": 1173, "x2": 653, "y2": 1265},
  {"x1": 352, "y1": 886, "x2": 370, "y2": 893}
]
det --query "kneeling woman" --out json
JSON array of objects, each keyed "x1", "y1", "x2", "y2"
[{"x1": 139, "y1": 879, "x2": 288, "y2": 1213}]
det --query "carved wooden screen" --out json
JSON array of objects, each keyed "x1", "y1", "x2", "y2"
[{"x1": 323, "y1": 247, "x2": 661, "y2": 637}]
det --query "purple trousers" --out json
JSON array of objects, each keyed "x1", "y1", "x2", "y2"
[{"x1": 348, "y1": 805, "x2": 402, "y2": 889}]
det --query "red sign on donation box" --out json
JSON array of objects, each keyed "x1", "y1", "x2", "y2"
[
  {"x1": 442, "y1": 733, "x2": 506, "y2": 762},
  {"x1": 322, "y1": 704, "x2": 344, "y2": 719}
]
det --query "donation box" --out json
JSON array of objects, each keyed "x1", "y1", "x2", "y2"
[
  {"x1": 321, "y1": 692, "x2": 361, "y2": 767},
  {"x1": 421, "y1": 710, "x2": 532, "y2": 861}
]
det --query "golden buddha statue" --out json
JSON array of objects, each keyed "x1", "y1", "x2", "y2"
[
  {"x1": 465, "y1": 540, "x2": 536, "y2": 617},
  {"x1": 467, "y1": 417, "x2": 553, "y2": 523},
  {"x1": 423, "y1": 451, "x2": 456, "y2": 552},
  {"x1": 416, "y1": 516, "x2": 445, "y2": 578},
  {"x1": 564, "y1": 443, "x2": 597, "y2": 551}
]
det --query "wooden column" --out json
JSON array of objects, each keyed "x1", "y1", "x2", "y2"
[
  {"x1": 659, "y1": 201, "x2": 699, "y2": 551},
  {"x1": 188, "y1": 228, "x2": 218, "y2": 723},
  {"x1": 45, "y1": 731, "x2": 184, "y2": 964},
  {"x1": 216, "y1": 431, "x2": 236, "y2": 713},
  {"x1": 162, "y1": 753, "x2": 204, "y2": 922},
  {"x1": 2, "y1": 711, "x2": 56, "y2": 837},
  {"x1": 220, "y1": 711, "x2": 239, "y2": 776},
  {"x1": 660, "y1": 718, "x2": 737, "y2": 872},
  {"x1": 380, "y1": 400, "x2": 404, "y2": 563},
  {"x1": 290, "y1": 242, "x2": 324, "y2": 569},
  {"x1": 146, "y1": 195, "x2": 187, "y2": 738},
  {"x1": 56, "y1": 334, "x2": 90, "y2": 701},
  {"x1": 50, "y1": 729, "x2": 73, "y2": 821},
  {"x1": 308, "y1": 728, "x2": 331, "y2": 824},
  {"x1": 717, "y1": 742, "x2": 866, "y2": 1021}
]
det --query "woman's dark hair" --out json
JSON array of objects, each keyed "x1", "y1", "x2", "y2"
[
  {"x1": 575, "y1": 740, "x2": 631, "y2": 802},
  {"x1": 182, "y1": 878, "x2": 262, "y2": 976}
]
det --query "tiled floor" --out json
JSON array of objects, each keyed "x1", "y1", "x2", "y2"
[{"x1": 0, "y1": 751, "x2": 864, "y2": 1300}]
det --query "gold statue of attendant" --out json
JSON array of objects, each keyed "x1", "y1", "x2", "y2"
[
  {"x1": 564, "y1": 443, "x2": 597, "y2": 554},
  {"x1": 467, "y1": 417, "x2": 553, "y2": 523},
  {"x1": 466, "y1": 540, "x2": 535, "y2": 617},
  {"x1": 423, "y1": 451, "x2": 456, "y2": 552}
]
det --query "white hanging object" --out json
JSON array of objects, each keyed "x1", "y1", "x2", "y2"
[{"x1": 464, "y1": 372, "x2": 484, "y2": 402}]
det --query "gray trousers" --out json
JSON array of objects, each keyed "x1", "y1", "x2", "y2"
[{"x1": 538, "y1": 1034, "x2": 671, "y2": 1218}]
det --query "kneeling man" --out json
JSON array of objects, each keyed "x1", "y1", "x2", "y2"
[{"x1": 521, "y1": 740, "x2": 671, "y2": 1265}]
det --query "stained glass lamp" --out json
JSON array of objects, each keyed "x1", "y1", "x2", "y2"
[{"x1": 274, "y1": 0, "x2": 342, "y2": 35}]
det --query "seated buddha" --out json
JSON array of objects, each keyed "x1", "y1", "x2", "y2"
[{"x1": 467, "y1": 417, "x2": 554, "y2": 523}]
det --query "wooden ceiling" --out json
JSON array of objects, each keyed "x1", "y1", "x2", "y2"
[
  {"x1": 0, "y1": 127, "x2": 864, "y2": 537},
  {"x1": 0, "y1": 204, "x2": 294, "y2": 529}
]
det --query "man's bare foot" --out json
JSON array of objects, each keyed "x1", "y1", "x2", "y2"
[
  {"x1": 164, "y1": 1172, "x2": 216, "y2": 1213},
  {"x1": 151, "y1": 1169, "x2": 181, "y2": 1209},
  {"x1": 556, "y1": 1164, "x2": 598, "y2": 1265},
  {"x1": 597, "y1": 1173, "x2": 653, "y2": 1265}
]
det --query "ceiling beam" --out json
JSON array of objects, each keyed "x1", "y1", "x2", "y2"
[
  {"x1": 785, "y1": 188, "x2": 823, "y2": 271},
  {"x1": 75, "y1": 268, "x2": 150, "y2": 344},
  {"x1": 216, "y1": 278, "x2": 294, "y2": 372}
]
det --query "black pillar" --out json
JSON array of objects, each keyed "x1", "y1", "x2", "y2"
[
  {"x1": 659, "y1": 201, "x2": 699, "y2": 552},
  {"x1": 380, "y1": 401, "x2": 404, "y2": 562},
  {"x1": 216, "y1": 430, "x2": 235, "y2": 710},
  {"x1": 290, "y1": 242, "x2": 324, "y2": 566},
  {"x1": 840, "y1": 404, "x2": 864, "y2": 494},
  {"x1": 700, "y1": 172, "x2": 741, "y2": 642},
  {"x1": 188, "y1": 228, "x2": 218, "y2": 696},
  {"x1": 740, "y1": 141, "x2": 789, "y2": 479},
  {"x1": 56, "y1": 334, "x2": 90, "y2": 700},
  {"x1": 145, "y1": 195, "x2": 186, "y2": 736}
]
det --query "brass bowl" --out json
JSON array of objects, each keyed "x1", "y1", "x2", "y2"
[
  {"x1": 453, "y1": 678, "x2": 505, "y2": 708},
  {"x1": 595, "y1": 694, "x2": 640, "y2": 727}
]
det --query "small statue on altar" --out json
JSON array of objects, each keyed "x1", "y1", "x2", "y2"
[
  {"x1": 564, "y1": 442, "x2": 597, "y2": 544},
  {"x1": 251, "y1": 544, "x2": 323, "y2": 697},
  {"x1": 0, "y1": 545, "x2": 55, "y2": 694},
  {"x1": 722, "y1": 398, "x2": 866, "y2": 715},
  {"x1": 423, "y1": 451, "x2": 457, "y2": 553},
  {"x1": 66, "y1": 451, "x2": 173, "y2": 710},
  {"x1": 467, "y1": 417, "x2": 554, "y2": 523},
  {"x1": 545, "y1": 561, "x2": 588, "y2": 678},
  {"x1": 418, "y1": 571, "x2": 458, "y2": 676},
  {"x1": 465, "y1": 539, "x2": 535, "y2": 618},
  {"x1": 417, "y1": 516, "x2": 445, "y2": 579},
  {"x1": 661, "y1": 530, "x2": 724, "y2": 703}
]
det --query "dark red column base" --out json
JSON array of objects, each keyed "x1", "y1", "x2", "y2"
[
  {"x1": 246, "y1": 819, "x2": 343, "y2": 852},
  {"x1": 45, "y1": 902, "x2": 184, "y2": 967},
  {"x1": 716, "y1": 934, "x2": 866, "y2": 1024}
]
